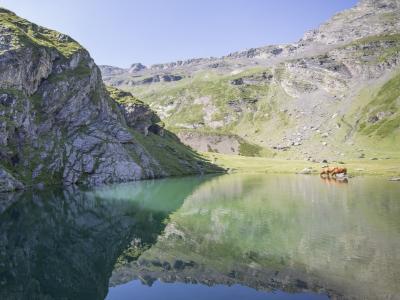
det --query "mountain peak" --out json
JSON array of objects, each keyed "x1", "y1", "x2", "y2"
[
  {"x1": 358, "y1": 0, "x2": 400, "y2": 8},
  {"x1": 300, "y1": 0, "x2": 400, "y2": 46},
  {"x1": 128, "y1": 63, "x2": 147, "y2": 73}
]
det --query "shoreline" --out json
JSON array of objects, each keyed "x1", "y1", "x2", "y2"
[
  {"x1": 203, "y1": 153, "x2": 400, "y2": 177},
  {"x1": 1, "y1": 153, "x2": 398, "y2": 195}
]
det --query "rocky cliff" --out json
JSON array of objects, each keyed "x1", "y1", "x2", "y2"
[
  {"x1": 101, "y1": 0, "x2": 400, "y2": 161},
  {"x1": 0, "y1": 8, "x2": 220, "y2": 192}
]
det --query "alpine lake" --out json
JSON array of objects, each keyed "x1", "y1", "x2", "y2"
[{"x1": 1, "y1": 174, "x2": 399, "y2": 299}]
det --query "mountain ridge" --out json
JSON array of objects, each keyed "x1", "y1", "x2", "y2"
[
  {"x1": 101, "y1": 0, "x2": 400, "y2": 72},
  {"x1": 100, "y1": 0, "x2": 400, "y2": 161}
]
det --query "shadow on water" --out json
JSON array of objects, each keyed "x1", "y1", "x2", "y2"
[{"x1": 0, "y1": 176, "x2": 214, "y2": 300}]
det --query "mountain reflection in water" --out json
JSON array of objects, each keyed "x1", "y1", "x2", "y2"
[{"x1": 0, "y1": 174, "x2": 399, "y2": 300}]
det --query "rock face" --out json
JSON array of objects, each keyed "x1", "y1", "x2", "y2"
[
  {"x1": 0, "y1": 169, "x2": 23, "y2": 192},
  {"x1": 177, "y1": 131, "x2": 241, "y2": 155},
  {"x1": 106, "y1": 86, "x2": 163, "y2": 135},
  {"x1": 301, "y1": 0, "x2": 400, "y2": 46},
  {"x1": 101, "y1": 0, "x2": 400, "y2": 160},
  {"x1": 128, "y1": 62, "x2": 146, "y2": 73},
  {"x1": 0, "y1": 8, "x2": 219, "y2": 192}
]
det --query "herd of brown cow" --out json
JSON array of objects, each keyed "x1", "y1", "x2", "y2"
[{"x1": 320, "y1": 166, "x2": 347, "y2": 178}]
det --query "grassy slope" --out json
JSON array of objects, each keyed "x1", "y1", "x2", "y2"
[
  {"x1": 131, "y1": 130, "x2": 222, "y2": 176},
  {"x1": 112, "y1": 35, "x2": 400, "y2": 156},
  {"x1": 330, "y1": 70, "x2": 400, "y2": 163},
  {"x1": 124, "y1": 68, "x2": 283, "y2": 158},
  {"x1": 355, "y1": 72, "x2": 400, "y2": 142},
  {"x1": 123, "y1": 67, "x2": 292, "y2": 158},
  {"x1": 106, "y1": 86, "x2": 143, "y2": 105},
  {"x1": 123, "y1": 67, "x2": 277, "y2": 125}
]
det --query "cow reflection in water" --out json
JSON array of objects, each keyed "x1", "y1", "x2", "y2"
[{"x1": 320, "y1": 176, "x2": 348, "y2": 185}]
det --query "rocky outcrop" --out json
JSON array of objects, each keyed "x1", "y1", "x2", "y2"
[
  {"x1": 300, "y1": 0, "x2": 400, "y2": 46},
  {"x1": 99, "y1": 58, "x2": 210, "y2": 87},
  {"x1": 106, "y1": 86, "x2": 164, "y2": 135},
  {"x1": 128, "y1": 62, "x2": 146, "y2": 73},
  {"x1": 0, "y1": 8, "x2": 219, "y2": 192},
  {"x1": 98, "y1": 65, "x2": 125, "y2": 76},
  {"x1": 100, "y1": 71, "x2": 184, "y2": 87},
  {"x1": 137, "y1": 74, "x2": 183, "y2": 85},
  {"x1": 177, "y1": 131, "x2": 241, "y2": 155},
  {"x1": 149, "y1": 58, "x2": 215, "y2": 71}
]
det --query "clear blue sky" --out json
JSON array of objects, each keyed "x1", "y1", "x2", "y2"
[{"x1": 0, "y1": 0, "x2": 358, "y2": 67}]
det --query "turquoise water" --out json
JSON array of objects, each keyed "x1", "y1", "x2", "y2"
[{"x1": 0, "y1": 174, "x2": 399, "y2": 299}]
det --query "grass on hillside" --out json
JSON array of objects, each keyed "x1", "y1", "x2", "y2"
[
  {"x1": 126, "y1": 67, "x2": 279, "y2": 128},
  {"x1": 132, "y1": 131, "x2": 222, "y2": 176},
  {"x1": 0, "y1": 8, "x2": 82, "y2": 58},
  {"x1": 106, "y1": 86, "x2": 144, "y2": 105},
  {"x1": 357, "y1": 72, "x2": 400, "y2": 139},
  {"x1": 347, "y1": 34, "x2": 400, "y2": 63},
  {"x1": 204, "y1": 153, "x2": 400, "y2": 177}
]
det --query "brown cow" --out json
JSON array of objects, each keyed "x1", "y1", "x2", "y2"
[{"x1": 320, "y1": 166, "x2": 335, "y2": 177}]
